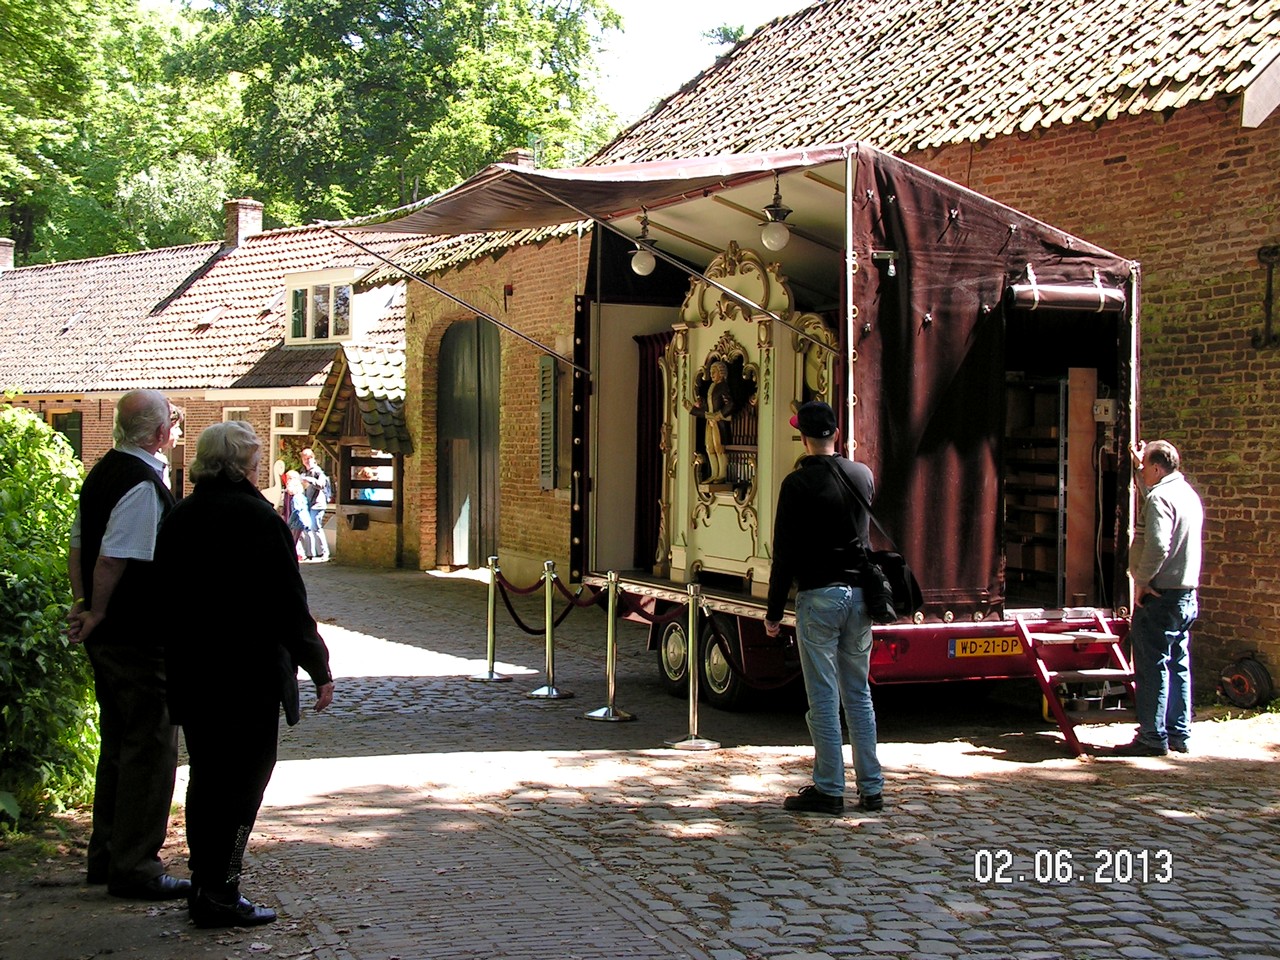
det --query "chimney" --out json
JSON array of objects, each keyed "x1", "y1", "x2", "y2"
[
  {"x1": 500, "y1": 148, "x2": 536, "y2": 169},
  {"x1": 224, "y1": 198, "x2": 264, "y2": 249},
  {"x1": 0, "y1": 238, "x2": 14, "y2": 273}
]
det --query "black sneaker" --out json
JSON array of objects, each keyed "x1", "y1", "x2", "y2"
[
  {"x1": 856, "y1": 792, "x2": 884, "y2": 812},
  {"x1": 1110, "y1": 739, "x2": 1168, "y2": 757},
  {"x1": 1168, "y1": 740, "x2": 1189, "y2": 754},
  {"x1": 783, "y1": 784, "x2": 844, "y2": 815}
]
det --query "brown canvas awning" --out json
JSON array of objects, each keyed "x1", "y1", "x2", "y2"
[{"x1": 347, "y1": 144, "x2": 856, "y2": 235}]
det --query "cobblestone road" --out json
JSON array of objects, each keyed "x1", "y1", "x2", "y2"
[{"x1": 242, "y1": 564, "x2": 1280, "y2": 960}]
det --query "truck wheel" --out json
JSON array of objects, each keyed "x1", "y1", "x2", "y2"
[
  {"x1": 656, "y1": 620, "x2": 690, "y2": 697},
  {"x1": 700, "y1": 624, "x2": 750, "y2": 711}
]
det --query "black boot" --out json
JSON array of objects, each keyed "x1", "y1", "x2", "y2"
[{"x1": 189, "y1": 890, "x2": 277, "y2": 928}]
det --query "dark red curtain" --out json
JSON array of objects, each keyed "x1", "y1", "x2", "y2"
[{"x1": 633, "y1": 331, "x2": 674, "y2": 569}]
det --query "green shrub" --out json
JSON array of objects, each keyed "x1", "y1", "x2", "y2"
[{"x1": 0, "y1": 404, "x2": 94, "y2": 825}]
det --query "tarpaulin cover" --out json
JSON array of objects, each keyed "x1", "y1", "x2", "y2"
[
  {"x1": 348, "y1": 144, "x2": 855, "y2": 234},
  {"x1": 849, "y1": 149, "x2": 1135, "y2": 614}
]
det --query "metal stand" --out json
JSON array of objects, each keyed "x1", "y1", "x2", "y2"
[
  {"x1": 529, "y1": 560, "x2": 573, "y2": 699},
  {"x1": 470, "y1": 556, "x2": 512, "y2": 682},
  {"x1": 666, "y1": 583, "x2": 718, "y2": 750},
  {"x1": 585, "y1": 571, "x2": 635, "y2": 721}
]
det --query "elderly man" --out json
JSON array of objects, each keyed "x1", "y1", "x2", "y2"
[
  {"x1": 67, "y1": 390, "x2": 189, "y2": 899},
  {"x1": 1113, "y1": 439, "x2": 1204, "y2": 757}
]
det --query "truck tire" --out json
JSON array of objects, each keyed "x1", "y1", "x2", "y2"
[
  {"x1": 655, "y1": 616, "x2": 750, "y2": 709},
  {"x1": 656, "y1": 619, "x2": 690, "y2": 697},
  {"x1": 699, "y1": 624, "x2": 750, "y2": 711}
]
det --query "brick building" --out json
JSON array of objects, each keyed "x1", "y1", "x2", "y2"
[{"x1": 0, "y1": 201, "x2": 414, "y2": 562}]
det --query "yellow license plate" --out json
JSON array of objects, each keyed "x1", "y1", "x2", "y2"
[{"x1": 948, "y1": 636, "x2": 1024, "y2": 657}]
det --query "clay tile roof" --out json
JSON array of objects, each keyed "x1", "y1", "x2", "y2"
[
  {"x1": 593, "y1": 0, "x2": 1280, "y2": 163},
  {"x1": 312, "y1": 345, "x2": 411, "y2": 454},
  {"x1": 0, "y1": 243, "x2": 220, "y2": 393},
  {"x1": 359, "y1": 223, "x2": 583, "y2": 287},
  {"x1": 98, "y1": 225, "x2": 414, "y2": 390}
]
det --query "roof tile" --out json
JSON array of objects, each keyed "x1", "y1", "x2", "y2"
[{"x1": 595, "y1": 0, "x2": 1280, "y2": 163}]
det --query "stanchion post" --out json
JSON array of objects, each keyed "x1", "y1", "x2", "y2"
[
  {"x1": 529, "y1": 560, "x2": 572, "y2": 699},
  {"x1": 470, "y1": 555, "x2": 512, "y2": 682},
  {"x1": 585, "y1": 570, "x2": 635, "y2": 721},
  {"x1": 666, "y1": 583, "x2": 719, "y2": 750}
]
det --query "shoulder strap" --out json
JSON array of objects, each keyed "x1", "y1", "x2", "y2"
[{"x1": 815, "y1": 455, "x2": 898, "y2": 552}]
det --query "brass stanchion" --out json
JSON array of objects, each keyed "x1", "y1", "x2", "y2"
[
  {"x1": 529, "y1": 560, "x2": 572, "y2": 699},
  {"x1": 666, "y1": 583, "x2": 719, "y2": 750},
  {"x1": 584, "y1": 571, "x2": 635, "y2": 721},
  {"x1": 470, "y1": 556, "x2": 511, "y2": 683}
]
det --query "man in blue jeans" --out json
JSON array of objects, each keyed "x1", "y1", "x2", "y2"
[
  {"x1": 1113, "y1": 439, "x2": 1204, "y2": 757},
  {"x1": 764, "y1": 401, "x2": 884, "y2": 814}
]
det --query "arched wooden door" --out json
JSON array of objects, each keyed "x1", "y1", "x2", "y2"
[{"x1": 437, "y1": 318, "x2": 500, "y2": 568}]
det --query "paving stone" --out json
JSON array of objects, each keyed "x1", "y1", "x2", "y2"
[{"x1": 225, "y1": 566, "x2": 1280, "y2": 960}]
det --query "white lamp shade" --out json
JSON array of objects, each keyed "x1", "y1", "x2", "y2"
[
  {"x1": 631, "y1": 247, "x2": 657, "y2": 276},
  {"x1": 761, "y1": 221, "x2": 791, "y2": 251}
]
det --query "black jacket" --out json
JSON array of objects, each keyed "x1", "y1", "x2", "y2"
[
  {"x1": 766, "y1": 454, "x2": 874, "y2": 622},
  {"x1": 155, "y1": 474, "x2": 331, "y2": 726}
]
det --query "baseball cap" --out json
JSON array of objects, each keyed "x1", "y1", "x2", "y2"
[{"x1": 790, "y1": 401, "x2": 837, "y2": 439}]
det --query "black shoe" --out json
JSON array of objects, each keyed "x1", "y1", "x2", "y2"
[
  {"x1": 783, "y1": 784, "x2": 844, "y2": 815},
  {"x1": 1168, "y1": 740, "x2": 1189, "y2": 754},
  {"x1": 108, "y1": 873, "x2": 193, "y2": 900},
  {"x1": 1110, "y1": 739, "x2": 1168, "y2": 757},
  {"x1": 189, "y1": 892, "x2": 278, "y2": 929},
  {"x1": 856, "y1": 792, "x2": 884, "y2": 812}
]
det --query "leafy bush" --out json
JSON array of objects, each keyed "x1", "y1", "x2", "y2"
[{"x1": 0, "y1": 405, "x2": 94, "y2": 825}]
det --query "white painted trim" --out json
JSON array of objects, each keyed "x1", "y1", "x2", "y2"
[
  {"x1": 1242, "y1": 47, "x2": 1280, "y2": 128},
  {"x1": 198, "y1": 387, "x2": 321, "y2": 401}
]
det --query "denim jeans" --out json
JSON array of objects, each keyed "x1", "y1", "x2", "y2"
[
  {"x1": 794, "y1": 584, "x2": 884, "y2": 797},
  {"x1": 1129, "y1": 588, "x2": 1197, "y2": 748}
]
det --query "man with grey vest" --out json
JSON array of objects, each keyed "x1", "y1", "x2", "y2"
[
  {"x1": 1112, "y1": 439, "x2": 1204, "y2": 757},
  {"x1": 67, "y1": 390, "x2": 189, "y2": 899}
]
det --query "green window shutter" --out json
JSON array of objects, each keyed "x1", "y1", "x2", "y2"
[
  {"x1": 539, "y1": 355, "x2": 557, "y2": 490},
  {"x1": 291, "y1": 289, "x2": 308, "y2": 338}
]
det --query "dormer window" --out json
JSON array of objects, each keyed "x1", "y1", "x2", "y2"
[{"x1": 288, "y1": 279, "x2": 353, "y2": 343}]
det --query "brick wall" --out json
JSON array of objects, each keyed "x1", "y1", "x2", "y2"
[
  {"x1": 7, "y1": 392, "x2": 320, "y2": 493},
  {"x1": 405, "y1": 236, "x2": 589, "y2": 583},
  {"x1": 908, "y1": 99, "x2": 1280, "y2": 688}
]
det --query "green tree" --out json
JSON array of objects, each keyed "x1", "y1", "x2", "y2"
[
  {"x1": 190, "y1": 0, "x2": 621, "y2": 223},
  {"x1": 0, "y1": 0, "x2": 99, "y2": 257},
  {"x1": 703, "y1": 24, "x2": 745, "y2": 45},
  {"x1": 0, "y1": 405, "x2": 93, "y2": 824},
  {"x1": 2, "y1": 0, "x2": 254, "y2": 263}
]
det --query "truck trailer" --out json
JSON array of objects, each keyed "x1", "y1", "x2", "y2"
[{"x1": 357, "y1": 142, "x2": 1141, "y2": 752}]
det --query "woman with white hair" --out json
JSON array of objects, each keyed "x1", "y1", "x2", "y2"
[{"x1": 155, "y1": 420, "x2": 334, "y2": 928}]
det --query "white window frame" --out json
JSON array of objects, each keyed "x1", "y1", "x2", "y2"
[
  {"x1": 222, "y1": 406, "x2": 250, "y2": 421},
  {"x1": 285, "y1": 267, "x2": 359, "y2": 345},
  {"x1": 264, "y1": 406, "x2": 312, "y2": 503}
]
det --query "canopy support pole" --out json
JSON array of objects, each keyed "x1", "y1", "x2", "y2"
[{"x1": 323, "y1": 226, "x2": 591, "y2": 377}]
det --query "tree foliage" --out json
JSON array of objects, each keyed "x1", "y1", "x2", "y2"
[
  {"x1": 0, "y1": 405, "x2": 93, "y2": 824},
  {"x1": 2, "y1": 0, "x2": 620, "y2": 261},
  {"x1": 189, "y1": 0, "x2": 621, "y2": 223},
  {"x1": 1, "y1": 0, "x2": 253, "y2": 263}
]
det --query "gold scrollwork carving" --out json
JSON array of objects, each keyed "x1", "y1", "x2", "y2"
[
  {"x1": 792, "y1": 313, "x2": 839, "y2": 407},
  {"x1": 680, "y1": 242, "x2": 795, "y2": 328}
]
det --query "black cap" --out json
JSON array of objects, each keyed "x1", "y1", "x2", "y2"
[{"x1": 790, "y1": 401, "x2": 837, "y2": 439}]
